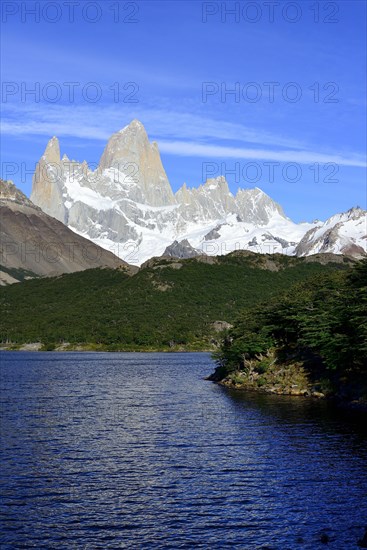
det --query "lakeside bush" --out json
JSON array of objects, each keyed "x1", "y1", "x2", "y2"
[{"x1": 213, "y1": 259, "x2": 367, "y2": 398}]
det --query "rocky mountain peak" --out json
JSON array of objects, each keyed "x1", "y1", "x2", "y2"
[
  {"x1": 118, "y1": 118, "x2": 146, "y2": 134},
  {"x1": 0, "y1": 179, "x2": 36, "y2": 208},
  {"x1": 203, "y1": 176, "x2": 231, "y2": 194},
  {"x1": 43, "y1": 136, "x2": 60, "y2": 164},
  {"x1": 100, "y1": 119, "x2": 150, "y2": 170},
  {"x1": 30, "y1": 136, "x2": 65, "y2": 222},
  {"x1": 163, "y1": 239, "x2": 203, "y2": 259},
  {"x1": 234, "y1": 186, "x2": 285, "y2": 224},
  {"x1": 346, "y1": 206, "x2": 365, "y2": 219},
  {"x1": 98, "y1": 119, "x2": 175, "y2": 206}
]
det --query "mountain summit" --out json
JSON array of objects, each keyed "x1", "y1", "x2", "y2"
[
  {"x1": 30, "y1": 120, "x2": 366, "y2": 265},
  {"x1": 99, "y1": 119, "x2": 175, "y2": 206}
]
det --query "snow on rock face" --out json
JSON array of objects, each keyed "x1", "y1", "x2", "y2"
[
  {"x1": 295, "y1": 207, "x2": 367, "y2": 258},
  {"x1": 30, "y1": 120, "x2": 367, "y2": 265},
  {"x1": 236, "y1": 187, "x2": 285, "y2": 224}
]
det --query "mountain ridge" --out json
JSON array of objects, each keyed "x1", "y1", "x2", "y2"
[
  {"x1": 29, "y1": 120, "x2": 366, "y2": 265},
  {"x1": 0, "y1": 179, "x2": 134, "y2": 285}
]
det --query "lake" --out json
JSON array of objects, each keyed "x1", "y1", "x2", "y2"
[{"x1": 1, "y1": 352, "x2": 367, "y2": 549}]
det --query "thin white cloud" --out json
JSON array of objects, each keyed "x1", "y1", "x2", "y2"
[
  {"x1": 158, "y1": 140, "x2": 367, "y2": 167},
  {"x1": 1, "y1": 120, "x2": 111, "y2": 141},
  {"x1": 1, "y1": 103, "x2": 366, "y2": 167},
  {"x1": 1, "y1": 102, "x2": 305, "y2": 149}
]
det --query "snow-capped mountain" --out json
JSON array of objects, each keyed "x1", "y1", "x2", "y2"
[
  {"x1": 30, "y1": 120, "x2": 366, "y2": 265},
  {"x1": 295, "y1": 207, "x2": 366, "y2": 258}
]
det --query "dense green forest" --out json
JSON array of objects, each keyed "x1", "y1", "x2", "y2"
[
  {"x1": 211, "y1": 259, "x2": 367, "y2": 403},
  {"x1": 0, "y1": 252, "x2": 354, "y2": 350}
]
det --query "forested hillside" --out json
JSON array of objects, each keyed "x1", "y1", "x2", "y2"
[{"x1": 0, "y1": 252, "x2": 354, "y2": 351}]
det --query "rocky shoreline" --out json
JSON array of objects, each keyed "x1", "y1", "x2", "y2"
[
  {"x1": 217, "y1": 376, "x2": 326, "y2": 399},
  {"x1": 215, "y1": 378, "x2": 367, "y2": 413},
  {"x1": 207, "y1": 359, "x2": 367, "y2": 412}
]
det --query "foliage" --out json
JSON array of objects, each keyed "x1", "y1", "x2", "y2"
[
  {"x1": 214, "y1": 259, "x2": 367, "y2": 396},
  {"x1": 0, "y1": 253, "x2": 353, "y2": 351}
]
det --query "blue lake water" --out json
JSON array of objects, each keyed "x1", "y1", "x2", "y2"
[{"x1": 1, "y1": 352, "x2": 367, "y2": 549}]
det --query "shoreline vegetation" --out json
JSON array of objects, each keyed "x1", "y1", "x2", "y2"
[
  {"x1": 0, "y1": 343, "x2": 214, "y2": 353},
  {"x1": 208, "y1": 259, "x2": 367, "y2": 411},
  {"x1": 207, "y1": 352, "x2": 367, "y2": 412}
]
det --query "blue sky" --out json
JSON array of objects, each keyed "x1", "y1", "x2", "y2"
[{"x1": 1, "y1": 0, "x2": 366, "y2": 222}]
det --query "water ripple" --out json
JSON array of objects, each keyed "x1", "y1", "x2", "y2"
[{"x1": 1, "y1": 351, "x2": 367, "y2": 549}]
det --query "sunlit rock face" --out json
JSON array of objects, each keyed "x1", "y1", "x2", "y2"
[{"x1": 99, "y1": 119, "x2": 175, "y2": 207}]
